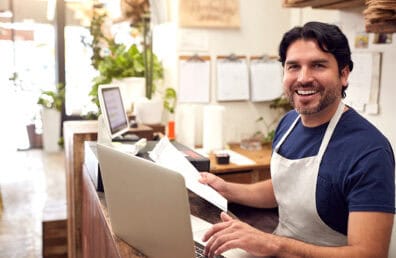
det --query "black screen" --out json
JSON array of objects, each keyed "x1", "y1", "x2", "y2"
[{"x1": 101, "y1": 87, "x2": 128, "y2": 135}]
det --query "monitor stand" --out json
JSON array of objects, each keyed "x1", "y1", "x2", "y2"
[{"x1": 113, "y1": 134, "x2": 140, "y2": 142}]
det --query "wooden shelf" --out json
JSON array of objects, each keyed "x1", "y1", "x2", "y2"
[
  {"x1": 365, "y1": 21, "x2": 396, "y2": 33},
  {"x1": 282, "y1": 0, "x2": 396, "y2": 34},
  {"x1": 282, "y1": 0, "x2": 365, "y2": 9},
  {"x1": 364, "y1": 0, "x2": 396, "y2": 33}
]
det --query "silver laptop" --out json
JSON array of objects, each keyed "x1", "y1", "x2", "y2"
[{"x1": 97, "y1": 143, "x2": 254, "y2": 258}]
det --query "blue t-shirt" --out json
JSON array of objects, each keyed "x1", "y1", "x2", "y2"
[{"x1": 272, "y1": 108, "x2": 395, "y2": 235}]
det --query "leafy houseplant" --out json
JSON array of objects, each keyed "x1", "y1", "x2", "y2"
[
  {"x1": 163, "y1": 87, "x2": 177, "y2": 114},
  {"x1": 37, "y1": 83, "x2": 65, "y2": 112},
  {"x1": 89, "y1": 43, "x2": 163, "y2": 109},
  {"x1": 37, "y1": 83, "x2": 65, "y2": 151},
  {"x1": 86, "y1": 8, "x2": 164, "y2": 116},
  {"x1": 255, "y1": 96, "x2": 293, "y2": 144}
]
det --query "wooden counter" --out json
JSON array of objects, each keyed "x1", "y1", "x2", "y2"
[
  {"x1": 64, "y1": 120, "x2": 276, "y2": 258},
  {"x1": 64, "y1": 121, "x2": 98, "y2": 258},
  {"x1": 209, "y1": 143, "x2": 272, "y2": 183}
]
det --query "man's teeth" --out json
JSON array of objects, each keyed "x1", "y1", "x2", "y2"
[{"x1": 297, "y1": 90, "x2": 316, "y2": 95}]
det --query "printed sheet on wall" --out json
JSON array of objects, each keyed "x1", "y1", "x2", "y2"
[
  {"x1": 178, "y1": 55, "x2": 211, "y2": 103},
  {"x1": 345, "y1": 52, "x2": 381, "y2": 114},
  {"x1": 216, "y1": 55, "x2": 249, "y2": 101},
  {"x1": 250, "y1": 58, "x2": 283, "y2": 102}
]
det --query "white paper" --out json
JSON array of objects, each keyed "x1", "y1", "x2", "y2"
[
  {"x1": 216, "y1": 59, "x2": 249, "y2": 101},
  {"x1": 149, "y1": 137, "x2": 228, "y2": 211},
  {"x1": 250, "y1": 61, "x2": 283, "y2": 102},
  {"x1": 179, "y1": 59, "x2": 210, "y2": 103},
  {"x1": 345, "y1": 52, "x2": 375, "y2": 111},
  {"x1": 223, "y1": 149, "x2": 256, "y2": 165},
  {"x1": 194, "y1": 148, "x2": 256, "y2": 166}
]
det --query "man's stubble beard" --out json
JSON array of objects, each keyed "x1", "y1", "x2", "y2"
[{"x1": 286, "y1": 83, "x2": 339, "y2": 115}]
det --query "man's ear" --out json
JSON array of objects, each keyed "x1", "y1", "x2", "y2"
[{"x1": 340, "y1": 66, "x2": 350, "y2": 86}]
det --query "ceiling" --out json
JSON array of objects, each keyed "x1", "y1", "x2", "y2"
[
  {"x1": 0, "y1": 0, "x2": 93, "y2": 25},
  {"x1": 0, "y1": 0, "x2": 51, "y2": 23},
  {"x1": 0, "y1": 0, "x2": 161, "y2": 27}
]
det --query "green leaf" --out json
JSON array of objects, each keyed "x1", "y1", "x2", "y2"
[
  {"x1": 163, "y1": 87, "x2": 177, "y2": 114},
  {"x1": 37, "y1": 83, "x2": 65, "y2": 112}
]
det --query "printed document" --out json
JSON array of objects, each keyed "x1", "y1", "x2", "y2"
[
  {"x1": 216, "y1": 58, "x2": 249, "y2": 101},
  {"x1": 149, "y1": 137, "x2": 227, "y2": 211}
]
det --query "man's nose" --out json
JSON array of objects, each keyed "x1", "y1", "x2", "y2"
[{"x1": 297, "y1": 67, "x2": 313, "y2": 84}]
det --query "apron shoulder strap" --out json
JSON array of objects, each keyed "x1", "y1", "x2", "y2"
[
  {"x1": 274, "y1": 114, "x2": 300, "y2": 152},
  {"x1": 317, "y1": 102, "x2": 345, "y2": 159}
]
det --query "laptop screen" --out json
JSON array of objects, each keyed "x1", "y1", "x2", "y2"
[{"x1": 99, "y1": 85, "x2": 129, "y2": 138}]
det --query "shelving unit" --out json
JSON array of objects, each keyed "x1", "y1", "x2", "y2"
[
  {"x1": 282, "y1": 0, "x2": 365, "y2": 9},
  {"x1": 364, "y1": 0, "x2": 396, "y2": 33},
  {"x1": 282, "y1": 0, "x2": 396, "y2": 33}
]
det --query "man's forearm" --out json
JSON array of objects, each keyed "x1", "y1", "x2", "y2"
[
  {"x1": 272, "y1": 234, "x2": 387, "y2": 258},
  {"x1": 223, "y1": 179, "x2": 277, "y2": 208}
]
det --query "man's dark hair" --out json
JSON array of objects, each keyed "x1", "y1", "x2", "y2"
[{"x1": 278, "y1": 21, "x2": 353, "y2": 98}]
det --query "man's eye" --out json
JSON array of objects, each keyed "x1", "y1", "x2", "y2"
[
  {"x1": 287, "y1": 65, "x2": 298, "y2": 70},
  {"x1": 313, "y1": 63, "x2": 325, "y2": 69}
]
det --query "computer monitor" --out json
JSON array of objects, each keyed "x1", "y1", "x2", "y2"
[{"x1": 98, "y1": 84, "x2": 130, "y2": 140}]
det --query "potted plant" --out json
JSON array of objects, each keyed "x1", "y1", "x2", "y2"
[
  {"x1": 91, "y1": 44, "x2": 163, "y2": 102},
  {"x1": 37, "y1": 83, "x2": 65, "y2": 152},
  {"x1": 85, "y1": 8, "x2": 164, "y2": 121},
  {"x1": 255, "y1": 95, "x2": 293, "y2": 145}
]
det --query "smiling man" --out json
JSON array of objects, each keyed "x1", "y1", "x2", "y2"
[{"x1": 200, "y1": 22, "x2": 395, "y2": 257}]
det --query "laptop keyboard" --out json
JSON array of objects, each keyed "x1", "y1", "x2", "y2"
[{"x1": 194, "y1": 241, "x2": 225, "y2": 258}]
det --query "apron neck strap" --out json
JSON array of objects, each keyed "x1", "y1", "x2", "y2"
[
  {"x1": 317, "y1": 101, "x2": 345, "y2": 159},
  {"x1": 274, "y1": 114, "x2": 300, "y2": 152},
  {"x1": 274, "y1": 101, "x2": 345, "y2": 155}
]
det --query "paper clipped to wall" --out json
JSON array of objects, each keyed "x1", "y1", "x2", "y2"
[
  {"x1": 179, "y1": 56, "x2": 210, "y2": 103},
  {"x1": 250, "y1": 58, "x2": 283, "y2": 102},
  {"x1": 345, "y1": 52, "x2": 381, "y2": 114},
  {"x1": 216, "y1": 55, "x2": 249, "y2": 101}
]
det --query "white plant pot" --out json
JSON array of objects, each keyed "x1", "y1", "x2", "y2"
[
  {"x1": 113, "y1": 77, "x2": 146, "y2": 113},
  {"x1": 41, "y1": 108, "x2": 61, "y2": 152},
  {"x1": 134, "y1": 97, "x2": 163, "y2": 125}
]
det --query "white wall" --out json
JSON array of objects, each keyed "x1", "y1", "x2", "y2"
[
  {"x1": 157, "y1": 0, "x2": 290, "y2": 146},
  {"x1": 157, "y1": 1, "x2": 396, "y2": 151},
  {"x1": 156, "y1": 1, "x2": 396, "y2": 255}
]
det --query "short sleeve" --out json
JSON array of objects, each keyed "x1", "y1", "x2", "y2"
[{"x1": 346, "y1": 148, "x2": 395, "y2": 213}]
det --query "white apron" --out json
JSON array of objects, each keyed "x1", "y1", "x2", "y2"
[{"x1": 271, "y1": 102, "x2": 347, "y2": 246}]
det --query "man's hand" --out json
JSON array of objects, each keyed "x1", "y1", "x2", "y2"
[
  {"x1": 203, "y1": 211, "x2": 394, "y2": 258},
  {"x1": 199, "y1": 173, "x2": 277, "y2": 209},
  {"x1": 199, "y1": 172, "x2": 228, "y2": 197},
  {"x1": 202, "y1": 212, "x2": 279, "y2": 257}
]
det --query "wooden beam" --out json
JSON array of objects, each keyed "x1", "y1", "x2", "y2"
[
  {"x1": 313, "y1": 0, "x2": 365, "y2": 9},
  {"x1": 283, "y1": 0, "x2": 345, "y2": 8},
  {"x1": 366, "y1": 21, "x2": 396, "y2": 33},
  {"x1": 283, "y1": 0, "x2": 365, "y2": 9}
]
